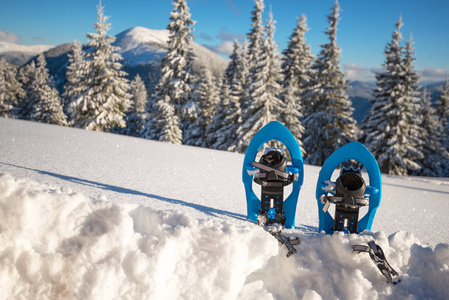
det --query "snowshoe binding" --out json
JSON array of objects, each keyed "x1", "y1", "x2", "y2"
[
  {"x1": 253, "y1": 148, "x2": 296, "y2": 227},
  {"x1": 242, "y1": 121, "x2": 304, "y2": 229}
]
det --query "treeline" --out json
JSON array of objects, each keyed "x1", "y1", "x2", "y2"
[{"x1": 0, "y1": 0, "x2": 448, "y2": 176}]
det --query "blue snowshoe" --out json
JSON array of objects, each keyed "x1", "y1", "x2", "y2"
[
  {"x1": 242, "y1": 121, "x2": 304, "y2": 229},
  {"x1": 316, "y1": 142, "x2": 381, "y2": 234}
]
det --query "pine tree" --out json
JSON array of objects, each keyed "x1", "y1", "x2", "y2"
[
  {"x1": 436, "y1": 79, "x2": 449, "y2": 151},
  {"x1": 31, "y1": 85, "x2": 67, "y2": 126},
  {"x1": 224, "y1": 40, "x2": 241, "y2": 86},
  {"x1": 0, "y1": 60, "x2": 12, "y2": 117},
  {"x1": 67, "y1": 4, "x2": 130, "y2": 132},
  {"x1": 414, "y1": 89, "x2": 449, "y2": 176},
  {"x1": 362, "y1": 17, "x2": 424, "y2": 175},
  {"x1": 209, "y1": 40, "x2": 247, "y2": 151},
  {"x1": 121, "y1": 74, "x2": 148, "y2": 137},
  {"x1": 215, "y1": 41, "x2": 246, "y2": 151},
  {"x1": 184, "y1": 69, "x2": 220, "y2": 147},
  {"x1": 281, "y1": 15, "x2": 314, "y2": 97},
  {"x1": 280, "y1": 15, "x2": 313, "y2": 154},
  {"x1": 0, "y1": 59, "x2": 24, "y2": 117},
  {"x1": 235, "y1": 4, "x2": 284, "y2": 153},
  {"x1": 302, "y1": 0, "x2": 357, "y2": 165},
  {"x1": 63, "y1": 41, "x2": 86, "y2": 114},
  {"x1": 264, "y1": 10, "x2": 284, "y2": 113},
  {"x1": 17, "y1": 61, "x2": 37, "y2": 119},
  {"x1": 145, "y1": 95, "x2": 183, "y2": 144},
  {"x1": 145, "y1": 0, "x2": 196, "y2": 143},
  {"x1": 28, "y1": 54, "x2": 67, "y2": 125},
  {"x1": 241, "y1": 0, "x2": 265, "y2": 116},
  {"x1": 207, "y1": 81, "x2": 233, "y2": 150},
  {"x1": 281, "y1": 83, "x2": 306, "y2": 154}
]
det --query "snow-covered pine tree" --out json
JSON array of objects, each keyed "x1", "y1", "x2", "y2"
[
  {"x1": 264, "y1": 10, "x2": 284, "y2": 111},
  {"x1": 235, "y1": 6, "x2": 284, "y2": 153},
  {"x1": 207, "y1": 81, "x2": 232, "y2": 150},
  {"x1": 238, "y1": 40, "x2": 250, "y2": 112},
  {"x1": 145, "y1": 95, "x2": 183, "y2": 144},
  {"x1": 281, "y1": 15, "x2": 314, "y2": 98},
  {"x1": 120, "y1": 74, "x2": 148, "y2": 137},
  {"x1": 435, "y1": 79, "x2": 449, "y2": 150},
  {"x1": 0, "y1": 59, "x2": 12, "y2": 117},
  {"x1": 280, "y1": 15, "x2": 313, "y2": 155},
  {"x1": 281, "y1": 83, "x2": 306, "y2": 155},
  {"x1": 362, "y1": 18, "x2": 423, "y2": 175},
  {"x1": 209, "y1": 40, "x2": 243, "y2": 149},
  {"x1": 210, "y1": 40, "x2": 248, "y2": 151},
  {"x1": 67, "y1": 4, "x2": 130, "y2": 132},
  {"x1": 302, "y1": 0, "x2": 357, "y2": 165},
  {"x1": 414, "y1": 88, "x2": 449, "y2": 176},
  {"x1": 27, "y1": 54, "x2": 67, "y2": 125},
  {"x1": 146, "y1": 0, "x2": 197, "y2": 143},
  {"x1": 184, "y1": 69, "x2": 219, "y2": 147},
  {"x1": 17, "y1": 61, "x2": 37, "y2": 119},
  {"x1": 0, "y1": 58, "x2": 24, "y2": 117},
  {"x1": 240, "y1": 0, "x2": 265, "y2": 116},
  {"x1": 63, "y1": 41, "x2": 86, "y2": 114},
  {"x1": 31, "y1": 84, "x2": 67, "y2": 126},
  {"x1": 225, "y1": 40, "x2": 241, "y2": 86}
]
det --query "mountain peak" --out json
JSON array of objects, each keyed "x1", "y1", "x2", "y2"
[
  {"x1": 114, "y1": 26, "x2": 228, "y2": 77},
  {"x1": 115, "y1": 26, "x2": 170, "y2": 52}
]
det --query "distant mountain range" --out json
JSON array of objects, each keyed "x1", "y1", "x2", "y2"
[
  {"x1": 0, "y1": 41, "x2": 54, "y2": 66},
  {"x1": 348, "y1": 80, "x2": 446, "y2": 123},
  {"x1": 0, "y1": 26, "x2": 229, "y2": 96},
  {"x1": 0, "y1": 26, "x2": 446, "y2": 125}
]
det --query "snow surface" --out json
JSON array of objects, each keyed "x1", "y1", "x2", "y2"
[{"x1": 0, "y1": 117, "x2": 448, "y2": 299}]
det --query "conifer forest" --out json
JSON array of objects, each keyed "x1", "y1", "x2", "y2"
[{"x1": 1, "y1": 0, "x2": 448, "y2": 177}]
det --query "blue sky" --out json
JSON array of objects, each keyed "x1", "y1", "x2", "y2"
[{"x1": 1, "y1": 0, "x2": 448, "y2": 82}]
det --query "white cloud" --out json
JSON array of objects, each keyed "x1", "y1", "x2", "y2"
[
  {"x1": 203, "y1": 40, "x2": 234, "y2": 56},
  {"x1": 419, "y1": 68, "x2": 449, "y2": 82},
  {"x1": 344, "y1": 63, "x2": 449, "y2": 83},
  {"x1": 343, "y1": 63, "x2": 376, "y2": 82},
  {"x1": 0, "y1": 30, "x2": 20, "y2": 44},
  {"x1": 200, "y1": 27, "x2": 245, "y2": 57}
]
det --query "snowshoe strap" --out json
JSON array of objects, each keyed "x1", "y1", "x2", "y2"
[
  {"x1": 353, "y1": 241, "x2": 400, "y2": 284},
  {"x1": 252, "y1": 161, "x2": 293, "y2": 183},
  {"x1": 269, "y1": 230, "x2": 299, "y2": 257}
]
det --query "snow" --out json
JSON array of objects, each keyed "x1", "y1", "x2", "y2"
[
  {"x1": 0, "y1": 41, "x2": 54, "y2": 55},
  {"x1": 0, "y1": 117, "x2": 448, "y2": 299},
  {"x1": 113, "y1": 26, "x2": 229, "y2": 78}
]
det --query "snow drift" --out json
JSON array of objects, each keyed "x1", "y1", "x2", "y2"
[{"x1": 0, "y1": 118, "x2": 448, "y2": 299}]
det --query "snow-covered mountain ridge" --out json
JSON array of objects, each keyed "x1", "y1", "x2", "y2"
[
  {"x1": 0, "y1": 41, "x2": 54, "y2": 66},
  {"x1": 5, "y1": 26, "x2": 228, "y2": 95},
  {"x1": 0, "y1": 117, "x2": 448, "y2": 299}
]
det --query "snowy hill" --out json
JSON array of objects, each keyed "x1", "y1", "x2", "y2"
[
  {"x1": 1, "y1": 117, "x2": 448, "y2": 299},
  {"x1": 0, "y1": 41, "x2": 54, "y2": 66}
]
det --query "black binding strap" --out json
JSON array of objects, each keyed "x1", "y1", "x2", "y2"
[
  {"x1": 353, "y1": 241, "x2": 400, "y2": 284},
  {"x1": 269, "y1": 230, "x2": 300, "y2": 257}
]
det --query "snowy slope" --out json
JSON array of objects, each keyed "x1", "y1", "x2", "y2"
[{"x1": 0, "y1": 117, "x2": 448, "y2": 299}]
